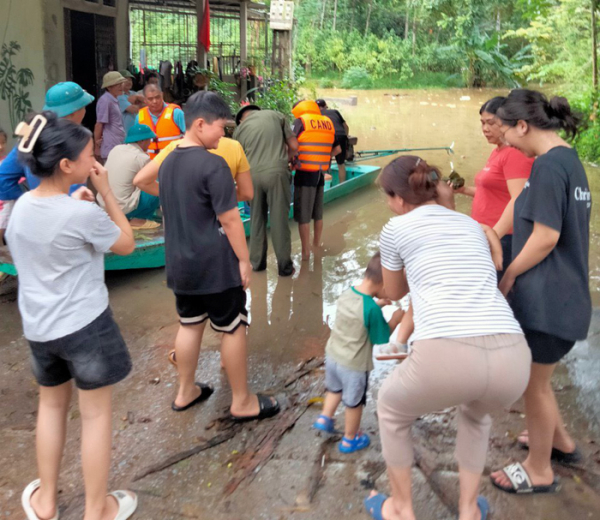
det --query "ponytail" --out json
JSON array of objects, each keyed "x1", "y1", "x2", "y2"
[
  {"x1": 17, "y1": 111, "x2": 92, "y2": 178},
  {"x1": 379, "y1": 155, "x2": 440, "y2": 205},
  {"x1": 496, "y1": 89, "x2": 580, "y2": 138}
]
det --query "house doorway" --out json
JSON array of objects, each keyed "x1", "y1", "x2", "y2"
[{"x1": 64, "y1": 9, "x2": 116, "y2": 131}]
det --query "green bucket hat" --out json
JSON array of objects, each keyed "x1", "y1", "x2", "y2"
[
  {"x1": 43, "y1": 82, "x2": 94, "y2": 118},
  {"x1": 120, "y1": 70, "x2": 134, "y2": 79},
  {"x1": 125, "y1": 123, "x2": 157, "y2": 144}
]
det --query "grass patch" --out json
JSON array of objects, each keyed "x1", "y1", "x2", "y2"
[{"x1": 307, "y1": 71, "x2": 464, "y2": 90}]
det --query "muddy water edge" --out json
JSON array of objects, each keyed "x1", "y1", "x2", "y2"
[{"x1": 0, "y1": 88, "x2": 599, "y2": 518}]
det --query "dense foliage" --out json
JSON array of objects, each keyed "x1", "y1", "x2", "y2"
[{"x1": 294, "y1": 0, "x2": 600, "y2": 161}]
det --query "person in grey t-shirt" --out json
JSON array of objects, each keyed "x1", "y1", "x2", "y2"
[{"x1": 7, "y1": 111, "x2": 138, "y2": 519}]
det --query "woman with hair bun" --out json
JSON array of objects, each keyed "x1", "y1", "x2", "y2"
[
  {"x1": 364, "y1": 155, "x2": 531, "y2": 520},
  {"x1": 6, "y1": 111, "x2": 138, "y2": 520},
  {"x1": 490, "y1": 90, "x2": 591, "y2": 495},
  {"x1": 456, "y1": 96, "x2": 534, "y2": 278}
]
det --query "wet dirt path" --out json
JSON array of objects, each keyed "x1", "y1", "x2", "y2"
[{"x1": 1, "y1": 88, "x2": 600, "y2": 518}]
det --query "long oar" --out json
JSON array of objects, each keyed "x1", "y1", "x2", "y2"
[{"x1": 351, "y1": 142, "x2": 454, "y2": 163}]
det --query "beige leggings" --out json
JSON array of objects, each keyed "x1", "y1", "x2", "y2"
[{"x1": 377, "y1": 333, "x2": 531, "y2": 473}]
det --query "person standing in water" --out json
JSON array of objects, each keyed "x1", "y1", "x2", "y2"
[
  {"x1": 316, "y1": 99, "x2": 350, "y2": 183},
  {"x1": 490, "y1": 90, "x2": 591, "y2": 495},
  {"x1": 7, "y1": 112, "x2": 137, "y2": 520},
  {"x1": 455, "y1": 97, "x2": 533, "y2": 278}
]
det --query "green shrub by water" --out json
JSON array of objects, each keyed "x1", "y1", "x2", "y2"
[{"x1": 341, "y1": 67, "x2": 373, "y2": 89}]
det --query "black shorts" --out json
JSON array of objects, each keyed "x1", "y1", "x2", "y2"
[
  {"x1": 523, "y1": 328, "x2": 576, "y2": 364},
  {"x1": 293, "y1": 184, "x2": 324, "y2": 224},
  {"x1": 175, "y1": 286, "x2": 249, "y2": 333},
  {"x1": 28, "y1": 307, "x2": 132, "y2": 390},
  {"x1": 335, "y1": 136, "x2": 349, "y2": 165}
]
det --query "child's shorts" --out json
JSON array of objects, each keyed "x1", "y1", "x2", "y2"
[
  {"x1": 175, "y1": 286, "x2": 249, "y2": 334},
  {"x1": 325, "y1": 357, "x2": 369, "y2": 408},
  {"x1": 28, "y1": 307, "x2": 132, "y2": 390}
]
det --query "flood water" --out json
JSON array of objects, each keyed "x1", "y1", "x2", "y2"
[
  {"x1": 1, "y1": 88, "x2": 599, "y2": 433},
  {"x1": 1, "y1": 89, "x2": 600, "y2": 518}
]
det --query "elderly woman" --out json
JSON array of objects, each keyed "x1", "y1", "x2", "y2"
[
  {"x1": 457, "y1": 96, "x2": 533, "y2": 278},
  {"x1": 364, "y1": 155, "x2": 531, "y2": 520}
]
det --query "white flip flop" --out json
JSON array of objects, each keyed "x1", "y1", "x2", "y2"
[
  {"x1": 109, "y1": 490, "x2": 138, "y2": 520},
  {"x1": 21, "y1": 479, "x2": 59, "y2": 520}
]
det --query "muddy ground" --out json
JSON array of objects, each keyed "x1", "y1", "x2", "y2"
[{"x1": 2, "y1": 89, "x2": 600, "y2": 518}]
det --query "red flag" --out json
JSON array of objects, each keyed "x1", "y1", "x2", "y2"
[{"x1": 199, "y1": 0, "x2": 211, "y2": 52}]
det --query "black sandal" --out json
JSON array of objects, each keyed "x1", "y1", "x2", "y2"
[
  {"x1": 491, "y1": 462, "x2": 561, "y2": 494},
  {"x1": 230, "y1": 394, "x2": 280, "y2": 422},
  {"x1": 171, "y1": 382, "x2": 214, "y2": 412},
  {"x1": 518, "y1": 440, "x2": 583, "y2": 466}
]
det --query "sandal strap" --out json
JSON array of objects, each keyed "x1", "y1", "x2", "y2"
[{"x1": 503, "y1": 462, "x2": 533, "y2": 491}]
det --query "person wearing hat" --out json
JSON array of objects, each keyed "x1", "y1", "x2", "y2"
[
  {"x1": 94, "y1": 71, "x2": 127, "y2": 161},
  {"x1": 118, "y1": 70, "x2": 146, "y2": 134},
  {"x1": 0, "y1": 82, "x2": 94, "y2": 242},
  {"x1": 232, "y1": 105, "x2": 298, "y2": 277},
  {"x1": 97, "y1": 123, "x2": 160, "y2": 230},
  {"x1": 316, "y1": 99, "x2": 350, "y2": 183}
]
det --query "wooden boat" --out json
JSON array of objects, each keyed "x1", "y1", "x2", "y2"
[
  {"x1": 0, "y1": 144, "x2": 453, "y2": 274},
  {"x1": 0, "y1": 163, "x2": 381, "y2": 275}
]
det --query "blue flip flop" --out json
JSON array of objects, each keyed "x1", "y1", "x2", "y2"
[
  {"x1": 312, "y1": 414, "x2": 338, "y2": 434},
  {"x1": 477, "y1": 496, "x2": 489, "y2": 520},
  {"x1": 339, "y1": 432, "x2": 370, "y2": 453},
  {"x1": 364, "y1": 492, "x2": 387, "y2": 520}
]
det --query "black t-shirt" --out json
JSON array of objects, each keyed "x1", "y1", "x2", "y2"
[
  {"x1": 158, "y1": 146, "x2": 241, "y2": 295},
  {"x1": 293, "y1": 119, "x2": 339, "y2": 187},
  {"x1": 321, "y1": 109, "x2": 347, "y2": 137},
  {"x1": 511, "y1": 146, "x2": 591, "y2": 341}
]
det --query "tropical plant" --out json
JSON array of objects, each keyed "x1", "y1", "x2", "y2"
[
  {"x1": 254, "y1": 79, "x2": 300, "y2": 121},
  {"x1": 0, "y1": 41, "x2": 34, "y2": 131},
  {"x1": 341, "y1": 67, "x2": 373, "y2": 89}
]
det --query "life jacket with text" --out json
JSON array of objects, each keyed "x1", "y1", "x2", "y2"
[
  {"x1": 292, "y1": 100, "x2": 335, "y2": 172},
  {"x1": 138, "y1": 104, "x2": 184, "y2": 159}
]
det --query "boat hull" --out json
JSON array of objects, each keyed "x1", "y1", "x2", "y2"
[{"x1": 0, "y1": 163, "x2": 380, "y2": 275}]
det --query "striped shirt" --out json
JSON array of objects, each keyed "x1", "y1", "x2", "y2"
[{"x1": 379, "y1": 204, "x2": 522, "y2": 342}]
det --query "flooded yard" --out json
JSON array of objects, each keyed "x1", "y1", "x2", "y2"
[{"x1": 1, "y1": 88, "x2": 599, "y2": 519}]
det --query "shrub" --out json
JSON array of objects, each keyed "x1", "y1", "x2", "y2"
[{"x1": 341, "y1": 67, "x2": 372, "y2": 89}]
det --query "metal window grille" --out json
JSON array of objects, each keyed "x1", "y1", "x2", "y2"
[{"x1": 129, "y1": 2, "x2": 270, "y2": 77}]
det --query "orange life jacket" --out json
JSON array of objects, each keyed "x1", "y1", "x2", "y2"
[
  {"x1": 292, "y1": 100, "x2": 335, "y2": 172},
  {"x1": 138, "y1": 104, "x2": 184, "y2": 159}
]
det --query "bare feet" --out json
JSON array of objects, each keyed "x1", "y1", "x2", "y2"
[
  {"x1": 490, "y1": 458, "x2": 555, "y2": 489},
  {"x1": 129, "y1": 218, "x2": 146, "y2": 227},
  {"x1": 30, "y1": 488, "x2": 57, "y2": 520}
]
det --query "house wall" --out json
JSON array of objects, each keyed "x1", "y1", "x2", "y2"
[
  {"x1": 0, "y1": 0, "x2": 46, "y2": 145},
  {"x1": 0, "y1": 0, "x2": 129, "y2": 146}
]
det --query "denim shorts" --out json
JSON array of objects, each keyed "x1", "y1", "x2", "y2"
[
  {"x1": 325, "y1": 357, "x2": 369, "y2": 408},
  {"x1": 28, "y1": 307, "x2": 132, "y2": 390}
]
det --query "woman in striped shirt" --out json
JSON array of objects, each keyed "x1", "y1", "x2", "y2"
[{"x1": 364, "y1": 156, "x2": 531, "y2": 520}]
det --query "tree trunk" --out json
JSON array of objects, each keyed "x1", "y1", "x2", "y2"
[
  {"x1": 365, "y1": 0, "x2": 373, "y2": 37},
  {"x1": 350, "y1": 0, "x2": 356, "y2": 32},
  {"x1": 412, "y1": 14, "x2": 416, "y2": 55},
  {"x1": 333, "y1": 0, "x2": 338, "y2": 31},
  {"x1": 496, "y1": 9, "x2": 501, "y2": 51},
  {"x1": 320, "y1": 0, "x2": 327, "y2": 30},
  {"x1": 405, "y1": 1, "x2": 410, "y2": 40},
  {"x1": 593, "y1": 0, "x2": 598, "y2": 90}
]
